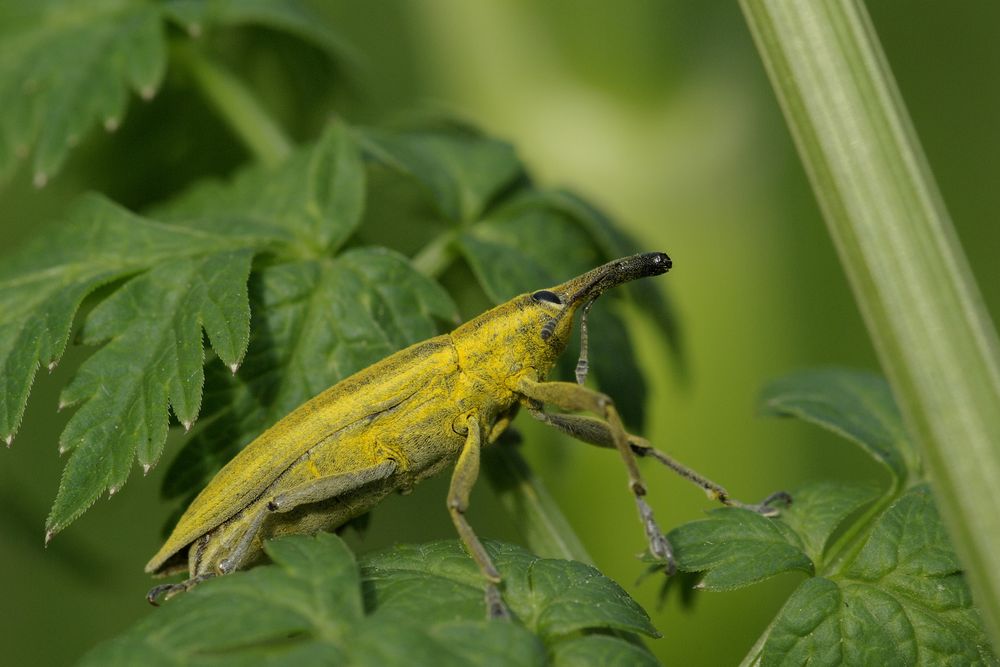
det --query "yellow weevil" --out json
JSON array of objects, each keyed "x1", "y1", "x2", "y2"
[{"x1": 146, "y1": 252, "x2": 784, "y2": 615}]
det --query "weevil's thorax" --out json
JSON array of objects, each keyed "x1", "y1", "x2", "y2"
[{"x1": 450, "y1": 293, "x2": 578, "y2": 398}]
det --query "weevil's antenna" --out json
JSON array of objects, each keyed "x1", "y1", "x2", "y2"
[{"x1": 575, "y1": 299, "x2": 596, "y2": 385}]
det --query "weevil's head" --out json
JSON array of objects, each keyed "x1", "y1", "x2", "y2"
[
  {"x1": 451, "y1": 252, "x2": 671, "y2": 383},
  {"x1": 534, "y1": 251, "x2": 672, "y2": 345}
]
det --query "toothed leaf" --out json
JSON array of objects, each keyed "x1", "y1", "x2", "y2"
[
  {"x1": 762, "y1": 486, "x2": 996, "y2": 666},
  {"x1": 758, "y1": 368, "x2": 914, "y2": 482},
  {"x1": 4, "y1": 126, "x2": 370, "y2": 534},
  {"x1": 80, "y1": 535, "x2": 656, "y2": 666},
  {"x1": 47, "y1": 251, "x2": 253, "y2": 533},
  {"x1": 0, "y1": 1, "x2": 167, "y2": 184},
  {"x1": 360, "y1": 125, "x2": 523, "y2": 224}
]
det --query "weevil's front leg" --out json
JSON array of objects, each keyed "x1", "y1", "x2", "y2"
[
  {"x1": 526, "y1": 408, "x2": 790, "y2": 515},
  {"x1": 448, "y1": 414, "x2": 509, "y2": 620},
  {"x1": 516, "y1": 377, "x2": 674, "y2": 572}
]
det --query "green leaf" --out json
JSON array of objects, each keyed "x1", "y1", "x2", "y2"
[
  {"x1": 3, "y1": 125, "x2": 382, "y2": 534},
  {"x1": 550, "y1": 634, "x2": 660, "y2": 667},
  {"x1": 776, "y1": 480, "x2": 879, "y2": 567},
  {"x1": 0, "y1": 0, "x2": 167, "y2": 184},
  {"x1": 0, "y1": 0, "x2": 356, "y2": 185},
  {"x1": 758, "y1": 368, "x2": 915, "y2": 482},
  {"x1": 457, "y1": 196, "x2": 602, "y2": 302},
  {"x1": 0, "y1": 194, "x2": 261, "y2": 449},
  {"x1": 82, "y1": 535, "x2": 657, "y2": 666},
  {"x1": 360, "y1": 125, "x2": 524, "y2": 224},
  {"x1": 163, "y1": 0, "x2": 358, "y2": 64},
  {"x1": 162, "y1": 248, "x2": 457, "y2": 501},
  {"x1": 762, "y1": 486, "x2": 997, "y2": 666},
  {"x1": 668, "y1": 508, "x2": 813, "y2": 591},
  {"x1": 362, "y1": 540, "x2": 658, "y2": 641},
  {"x1": 47, "y1": 250, "x2": 253, "y2": 534},
  {"x1": 156, "y1": 122, "x2": 365, "y2": 255}
]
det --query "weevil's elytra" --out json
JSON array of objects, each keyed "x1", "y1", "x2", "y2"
[{"x1": 147, "y1": 251, "x2": 786, "y2": 613}]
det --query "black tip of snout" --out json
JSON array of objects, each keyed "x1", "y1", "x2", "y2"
[{"x1": 642, "y1": 251, "x2": 671, "y2": 275}]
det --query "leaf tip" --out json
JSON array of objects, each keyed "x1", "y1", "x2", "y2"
[
  {"x1": 104, "y1": 117, "x2": 120, "y2": 133},
  {"x1": 229, "y1": 362, "x2": 240, "y2": 375},
  {"x1": 108, "y1": 485, "x2": 121, "y2": 498},
  {"x1": 33, "y1": 171, "x2": 48, "y2": 188},
  {"x1": 47, "y1": 360, "x2": 58, "y2": 373},
  {"x1": 142, "y1": 463, "x2": 152, "y2": 476},
  {"x1": 4, "y1": 434, "x2": 12, "y2": 447},
  {"x1": 140, "y1": 86, "x2": 157, "y2": 101},
  {"x1": 44, "y1": 529, "x2": 56, "y2": 547},
  {"x1": 182, "y1": 419, "x2": 193, "y2": 433},
  {"x1": 187, "y1": 22, "x2": 203, "y2": 38}
]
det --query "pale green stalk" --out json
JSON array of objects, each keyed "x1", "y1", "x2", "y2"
[
  {"x1": 740, "y1": 0, "x2": 1000, "y2": 655},
  {"x1": 174, "y1": 44, "x2": 292, "y2": 166}
]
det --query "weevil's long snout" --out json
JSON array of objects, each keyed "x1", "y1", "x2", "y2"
[{"x1": 564, "y1": 251, "x2": 671, "y2": 307}]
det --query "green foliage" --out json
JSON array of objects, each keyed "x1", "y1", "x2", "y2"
[
  {"x1": 5, "y1": 2, "x2": 992, "y2": 665},
  {"x1": 663, "y1": 369, "x2": 997, "y2": 665},
  {"x1": 0, "y1": 0, "x2": 346, "y2": 186},
  {"x1": 0, "y1": 2, "x2": 675, "y2": 550},
  {"x1": 81, "y1": 534, "x2": 657, "y2": 666}
]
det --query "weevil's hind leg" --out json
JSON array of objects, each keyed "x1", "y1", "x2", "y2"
[
  {"x1": 146, "y1": 573, "x2": 215, "y2": 606},
  {"x1": 526, "y1": 408, "x2": 790, "y2": 516},
  {"x1": 217, "y1": 460, "x2": 400, "y2": 578},
  {"x1": 448, "y1": 414, "x2": 510, "y2": 620},
  {"x1": 517, "y1": 378, "x2": 674, "y2": 572}
]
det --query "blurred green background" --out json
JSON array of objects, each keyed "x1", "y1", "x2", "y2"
[{"x1": 2, "y1": 2, "x2": 999, "y2": 664}]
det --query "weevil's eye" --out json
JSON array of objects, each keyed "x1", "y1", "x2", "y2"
[{"x1": 531, "y1": 290, "x2": 562, "y2": 305}]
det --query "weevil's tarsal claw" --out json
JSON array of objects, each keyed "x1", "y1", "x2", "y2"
[
  {"x1": 732, "y1": 490, "x2": 792, "y2": 517},
  {"x1": 730, "y1": 491, "x2": 791, "y2": 517},
  {"x1": 485, "y1": 583, "x2": 511, "y2": 620},
  {"x1": 146, "y1": 582, "x2": 184, "y2": 606},
  {"x1": 636, "y1": 497, "x2": 676, "y2": 575},
  {"x1": 146, "y1": 574, "x2": 214, "y2": 606}
]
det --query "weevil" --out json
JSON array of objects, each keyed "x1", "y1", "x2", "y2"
[{"x1": 146, "y1": 252, "x2": 786, "y2": 614}]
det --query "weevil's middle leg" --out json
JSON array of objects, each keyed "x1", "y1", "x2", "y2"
[
  {"x1": 526, "y1": 409, "x2": 790, "y2": 515},
  {"x1": 516, "y1": 377, "x2": 674, "y2": 571},
  {"x1": 448, "y1": 413, "x2": 509, "y2": 620}
]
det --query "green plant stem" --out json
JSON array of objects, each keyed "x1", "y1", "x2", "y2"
[
  {"x1": 174, "y1": 44, "x2": 292, "y2": 166},
  {"x1": 741, "y1": 0, "x2": 1000, "y2": 652},
  {"x1": 482, "y1": 443, "x2": 594, "y2": 564},
  {"x1": 411, "y1": 231, "x2": 458, "y2": 278}
]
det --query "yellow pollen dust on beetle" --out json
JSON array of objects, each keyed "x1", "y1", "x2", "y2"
[{"x1": 146, "y1": 252, "x2": 785, "y2": 617}]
